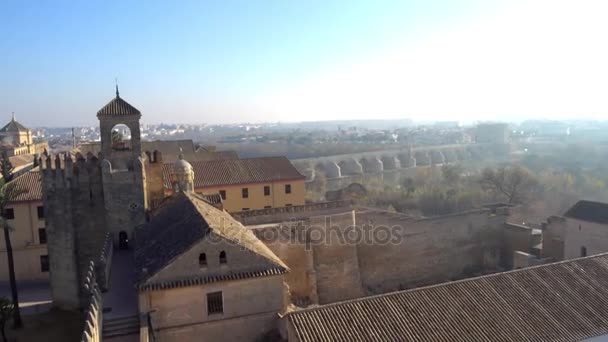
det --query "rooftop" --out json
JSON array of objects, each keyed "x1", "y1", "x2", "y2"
[
  {"x1": 564, "y1": 200, "x2": 608, "y2": 224},
  {"x1": 97, "y1": 92, "x2": 141, "y2": 117},
  {"x1": 288, "y1": 253, "x2": 608, "y2": 342},
  {"x1": 135, "y1": 192, "x2": 287, "y2": 289},
  {"x1": 6, "y1": 169, "x2": 42, "y2": 202},
  {"x1": 0, "y1": 117, "x2": 29, "y2": 133},
  {"x1": 162, "y1": 156, "x2": 305, "y2": 189}
]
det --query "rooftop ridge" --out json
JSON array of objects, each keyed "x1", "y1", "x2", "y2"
[{"x1": 288, "y1": 252, "x2": 608, "y2": 316}]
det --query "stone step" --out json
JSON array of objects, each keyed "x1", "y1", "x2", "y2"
[{"x1": 103, "y1": 315, "x2": 140, "y2": 338}]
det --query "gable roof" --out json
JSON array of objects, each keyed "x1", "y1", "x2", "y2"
[
  {"x1": 288, "y1": 253, "x2": 608, "y2": 342},
  {"x1": 0, "y1": 118, "x2": 29, "y2": 133},
  {"x1": 564, "y1": 200, "x2": 608, "y2": 224},
  {"x1": 5, "y1": 169, "x2": 42, "y2": 203},
  {"x1": 162, "y1": 156, "x2": 305, "y2": 189},
  {"x1": 97, "y1": 96, "x2": 141, "y2": 117},
  {"x1": 134, "y1": 192, "x2": 287, "y2": 287}
]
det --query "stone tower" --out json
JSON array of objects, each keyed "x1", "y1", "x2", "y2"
[
  {"x1": 97, "y1": 86, "x2": 147, "y2": 245},
  {"x1": 171, "y1": 152, "x2": 194, "y2": 193},
  {"x1": 41, "y1": 153, "x2": 108, "y2": 309},
  {"x1": 41, "y1": 88, "x2": 148, "y2": 310}
]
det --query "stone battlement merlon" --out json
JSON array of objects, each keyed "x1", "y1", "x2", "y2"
[{"x1": 40, "y1": 152, "x2": 104, "y2": 191}]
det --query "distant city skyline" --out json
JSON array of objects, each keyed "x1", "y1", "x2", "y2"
[{"x1": 2, "y1": 0, "x2": 607, "y2": 127}]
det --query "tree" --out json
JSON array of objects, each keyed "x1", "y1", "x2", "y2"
[
  {"x1": 479, "y1": 165, "x2": 538, "y2": 204},
  {"x1": 441, "y1": 164, "x2": 463, "y2": 185},
  {"x1": 0, "y1": 152, "x2": 22, "y2": 329},
  {"x1": 0, "y1": 297, "x2": 13, "y2": 342}
]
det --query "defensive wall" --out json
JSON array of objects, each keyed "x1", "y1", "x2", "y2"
[{"x1": 246, "y1": 203, "x2": 513, "y2": 305}]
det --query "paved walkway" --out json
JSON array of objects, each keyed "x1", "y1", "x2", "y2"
[
  {"x1": 0, "y1": 281, "x2": 51, "y2": 315},
  {"x1": 103, "y1": 249, "x2": 138, "y2": 319}
]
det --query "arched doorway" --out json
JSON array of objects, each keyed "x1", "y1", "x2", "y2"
[{"x1": 119, "y1": 231, "x2": 129, "y2": 249}]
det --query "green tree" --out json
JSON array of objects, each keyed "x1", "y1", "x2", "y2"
[
  {"x1": 0, "y1": 152, "x2": 22, "y2": 329},
  {"x1": 0, "y1": 297, "x2": 13, "y2": 342}
]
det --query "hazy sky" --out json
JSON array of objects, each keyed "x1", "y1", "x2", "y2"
[{"x1": 1, "y1": 0, "x2": 607, "y2": 126}]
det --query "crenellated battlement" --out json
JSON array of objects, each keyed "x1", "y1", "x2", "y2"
[{"x1": 39, "y1": 152, "x2": 104, "y2": 192}]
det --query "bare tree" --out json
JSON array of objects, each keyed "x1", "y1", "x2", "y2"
[
  {"x1": 480, "y1": 165, "x2": 538, "y2": 204},
  {"x1": 0, "y1": 152, "x2": 22, "y2": 329}
]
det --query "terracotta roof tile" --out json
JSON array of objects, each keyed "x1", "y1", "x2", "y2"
[
  {"x1": 162, "y1": 156, "x2": 305, "y2": 189},
  {"x1": 5, "y1": 169, "x2": 42, "y2": 202},
  {"x1": 0, "y1": 118, "x2": 29, "y2": 133},
  {"x1": 97, "y1": 96, "x2": 141, "y2": 117},
  {"x1": 288, "y1": 253, "x2": 608, "y2": 342}
]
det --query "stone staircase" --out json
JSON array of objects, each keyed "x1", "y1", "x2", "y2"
[{"x1": 103, "y1": 315, "x2": 140, "y2": 338}]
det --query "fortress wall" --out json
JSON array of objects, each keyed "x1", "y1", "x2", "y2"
[
  {"x1": 355, "y1": 209, "x2": 507, "y2": 295},
  {"x1": 309, "y1": 211, "x2": 364, "y2": 304}
]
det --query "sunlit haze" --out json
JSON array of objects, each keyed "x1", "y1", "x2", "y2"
[{"x1": 2, "y1": 0, "x2": 607, "y2": 126}]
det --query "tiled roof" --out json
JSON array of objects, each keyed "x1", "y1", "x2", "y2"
[
  {"x1": 0, "y1": 118, "x2": 29, "y2": 133},
  {"x1": 5, "y1": 169, "x2": 42, "y2": 202},
  {"x1": 564, "y1": 200, "x2": 608, "y2": 224},
  {"x1": 288, "y1": 253, "x2": 608, "y2": 342},
  {"x1": 135, "y1": 192, "x2": 287, "y2": 286},
  {"x1": 97, "y1": 96, "x2": 141, "y2": 117},
  {"x1": 162, "y1": 156, "x2": 305, "y2": 189},
  {"x1": 139, "y1": 268, "x2": 285, "y2": 291}
]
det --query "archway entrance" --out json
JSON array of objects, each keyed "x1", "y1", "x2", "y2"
[{"x1": 118, "y1": 231, "x2": 129, "y2": 249}]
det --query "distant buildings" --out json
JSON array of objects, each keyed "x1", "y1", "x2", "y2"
[
  {"x1": 159, "y1": 157, "x2": 306, "y2": 212},
  {"x1": 0, "y1": 115, "x2": 48, "y2": 156},
  {"x1": 475, "y1": 122, "x2": 509, "y2": 144}
]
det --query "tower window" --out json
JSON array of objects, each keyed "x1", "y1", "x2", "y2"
[
  {"x1": 219, "y1": 251, "x2": 227, "y2": 264},
  {"x1": 581, "y1": 246, "x2": 587, "y2": 257},
  {"x1": 285, "y1": 184, "x2": 292, "y2": 194},
  {"x1": 40, "y1": 255, "x2": 49, "y2": 272},
  {"x1": 199, "y1": 253, "x2": 207, "y2": 267},
  {"x1": 37, "y1": 206, "x2": 45, "y2": 219},
  {"x1": 264, "y1": 186, "x2": 270, "y2": 196},
  {"x1": 207, "y1": 291, "x2": 223, "y2": 315},
  {"x1": 242, "y1": 188, "x2": 249, "y2": 198},
  {"x1": 219, "y1": 190, "x2": 226, "y2": 200},
  {"x1": 38, "y1": 228, "x2": 47, "y2": 244}
]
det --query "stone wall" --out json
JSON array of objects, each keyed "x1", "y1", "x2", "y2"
[
  {"x1": 41, "y1": 153, "x2": 108, "y2": 309},
  {"x1": 80, "y1": 261, "x2": 103, "y2": 342},
  {"x1": 252, "y1": 206, "x2": 511, "y2": 305}
]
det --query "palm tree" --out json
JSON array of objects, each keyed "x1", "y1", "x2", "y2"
[
  {"x1": 0, "y1": 152, "x2": 22, "y2": 329},
  {"x1": 0, "y1": 297, "x2": 13, "y2": 342}
]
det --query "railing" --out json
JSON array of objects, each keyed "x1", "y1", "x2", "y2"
[{"x1": 96, "y1": 232, "x2": 113, "y2": 291}]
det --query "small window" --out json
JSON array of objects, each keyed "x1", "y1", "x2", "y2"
[
  {"x1": 242, "y1": 188, "x2": 249, "y2": 198},
  {"x1": 219, "y1": 190, "x2": 226, "y2": 200},
  {"x1": 37, "y1": 206, "x2": 44, "y2": 219},
  {"x1": 40, "y1": 255, "x2": 49, "y2": 272},
  {"x1": 581, "y1": 246, "x2": 587, "y2": 257},
  {"x1": 199, "y1": 253, "x2": 207, "y2": 267},
  {"x1": 207, "y1": 291, "x2": 223, "y2": 315},
  {"x1": 285, "y1": 184, "x2": 292, "y2": 194},
  {"x1": 242, "y1": 208, "x2": 250, "y2": 211},
  {"x1": 219, "y1": 251, "x2": 227, "y2": 264},
  {"x1": 285, "y1": 204, "x2": 293, "y2": 207},
  {"x1": 38, "y1": 228, "x2": 47, "y2": 244},
  {"x1": 4, "y1": 208, "x2": 14, "y2": 220},
  {"x1": 264, "y1": 186, "x2": 270, "y2": 196},
  {"x1": 264, "y1": 205, "x2": 272, "y2": 209}
]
